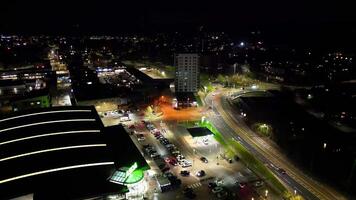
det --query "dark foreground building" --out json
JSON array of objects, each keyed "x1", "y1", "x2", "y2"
[{"x1": 0, "y1": 107, "x2": 148, "y2": 200}]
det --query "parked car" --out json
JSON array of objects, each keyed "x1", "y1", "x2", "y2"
[
  {"x1": 136, "y1": 134, "x2": 145, "y2": 141},
  {"x1": 238, "y1": 182, "x2": 246, "y2": 188},
  {"x1": 183, "y1": 187, "x2": 196, "y2": 199},
  {"x1": 154, "y1": 134, "x2": 163, "y2": 139},
  {"x1": 200, "y1": 157, "x2": 208, "y2": 163},
  {"x1": 254, "y1": 181, "x2": 264, "y2": 187},
  {"x1": 277, "y1": 168, "x2": 287, "y2": 174},
  {"x1": 196, "y1": 170, "x2": 206, "y2": 177},
  {"x1": 208, "y1": 182, "x2": 217, "y2": 189},
  {"x1": 164, "y1": 172, "x2": 175, "y2": 178},
  {"x1": 164, "y1": 157, "x2": 178, "y2": 166},
  {"x1": 150, "y1": 152, "x2": 160, "y2": 158},
  {"x1": 176, "y1": 154, "x2": 185, "y2": 161},
  {"x1": 180, "y1": 160, "x2": 192, "y2": 168},
  {"x1": 165, "y1": 144, "x2": 175, "y2": 149},
  {"x1": 180, "y1": 170, "x2": 190, "y2": 177},
  {"x1": 212, "y1": 186, "x2": 224, "y2": 194},
  {"x1": 171, "y1": 149, "x2": 181, "y2": 155},
  {"x1": 216, "y1": 191, "x2": 228, "y2": 199}
]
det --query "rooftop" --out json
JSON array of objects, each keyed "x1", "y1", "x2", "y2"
[
  {"x1": 0, "y1": 106, "x2": 148, "y2": 199},
  {"x1": 187, "y1": 127, "x2": 214, "y2": 138}
]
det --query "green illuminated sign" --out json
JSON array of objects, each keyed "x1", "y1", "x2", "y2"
[{"x1": 125, "y1": 162, "x2": 138, "y2": 179}]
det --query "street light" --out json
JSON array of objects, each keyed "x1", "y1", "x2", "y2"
[
  {"x1": 201, "y1": 116, "x2": 206, "y2": 123},
  {"x1": 265, "y1": 189, "x2": 268, "y2": 198}
]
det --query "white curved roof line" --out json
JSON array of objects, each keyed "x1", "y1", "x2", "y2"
[
  {"x1": 0, "y1": 162, "x2": 115, "y2": 184},
  {"x1": 0, "y1": 144, "x2": 107, "y2": 162},
  {"x1": 0, "y1": 119, "x2": 96, "y2": 133},
  {"x1": 0, "y1": 110, "x2": 92, "y2": 123},
  {"x1": 0, "y1": 130, "x2": 101, "y2": 146}
]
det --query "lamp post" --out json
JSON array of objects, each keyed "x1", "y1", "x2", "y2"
[
  {"x1": 347, "y1": 159, "x2": 356, "y2": 189},
  {"x1": 323, "y1": 142, "x2": 327, "y2": 149},
  {"x1": 193, "y1": 149, "x2": 196, "y2": 168},
  {"x1": 265, "y1": 190, "x2": 268, "y2": 199}
]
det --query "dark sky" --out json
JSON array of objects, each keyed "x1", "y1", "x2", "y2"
[{"x1": 1, "y1": 0, "x2": 355, "y2": 34}]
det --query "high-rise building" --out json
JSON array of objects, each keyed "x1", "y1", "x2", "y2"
[{"x1": 174, "y1": 53, "x2": 199, "y2": 93}]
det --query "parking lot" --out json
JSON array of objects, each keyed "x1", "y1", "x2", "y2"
[
  {"x1": 97, "y1": 67, "x2": 141, "y2": 88},
  {"x1": 121, "y1": 116, "x2": 277, "y2": 200}
]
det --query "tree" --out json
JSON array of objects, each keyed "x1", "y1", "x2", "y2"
[{"x1": 217, "y1": 74, "x2": 226, "y2": 84}]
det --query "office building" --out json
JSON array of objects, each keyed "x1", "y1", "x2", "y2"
[{"x1": 174, "y1": 53, "x2": 199, "y2": 93}]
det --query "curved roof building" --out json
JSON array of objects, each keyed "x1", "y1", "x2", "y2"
[{"x1": 0, "y1": 107, "x2": 147, "y2": 199}]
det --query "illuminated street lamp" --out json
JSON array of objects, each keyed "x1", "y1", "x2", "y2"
[
  {"x1": 201, "y1": 116, "x2": 206, "y2": 123},
  {"x1": 323, "y1": 142, "x2": 327, "y2": 149},
  {"x1": 265, "y1": 189, "x2": 268, "y2": 198}
]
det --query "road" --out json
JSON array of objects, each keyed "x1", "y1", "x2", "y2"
[{"x1": 205, "y1": 89, "x2": 346, "y2": 200}]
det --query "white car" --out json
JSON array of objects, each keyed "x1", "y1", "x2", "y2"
[
  {"x1": 137, "y1": 136, "x2": 145, "y2": 141},
  {"x1": 180, "y1": 160, "x2": 192, "y2": 168},
  {"x1": 150, "y1": 152, "x2": 160, "y2": 158},
  {"x1": 203, "y1": 138, "x2": 209, "y2": 145}
]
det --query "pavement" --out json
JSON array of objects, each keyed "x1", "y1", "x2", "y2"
[{"x1": 101, "y1": 106, "x2": 280, "y2": 199}]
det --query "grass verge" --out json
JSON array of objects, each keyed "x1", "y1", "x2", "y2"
[{"x1": 199, "y1": 120, "x2": 289, "y2": 196}]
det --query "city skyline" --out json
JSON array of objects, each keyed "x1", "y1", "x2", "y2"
[{"x1": 1, "y1": 2, "x2": 356, "y2": 200}]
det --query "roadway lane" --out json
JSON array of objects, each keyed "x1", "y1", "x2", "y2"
[
  {"x1": 209, "y1": 114, "x2": 318, "y2": 200},
  {"x1": 205, "y1": 90, "x2": 346, "y2": 200}
]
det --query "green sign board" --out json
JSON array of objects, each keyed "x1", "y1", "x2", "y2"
[{"x1": 125, "y1": 162, "x2": 138, "y2": 179}]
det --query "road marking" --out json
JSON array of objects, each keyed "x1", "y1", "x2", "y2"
[
  {"x1": 214, "y1": 96, "x2": 340, "y2": 200},
  {"x1": 188, "y1": 182, "x2": 202, "y2": 189}
]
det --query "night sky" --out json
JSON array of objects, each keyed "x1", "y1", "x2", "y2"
[{"x1": 1, "y1": 1, "x2": 355, "y2": 34}]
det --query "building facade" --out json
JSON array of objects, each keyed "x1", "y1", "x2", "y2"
[{"x1": 174, "y1": 54, "x2": 199, "y2": 93}]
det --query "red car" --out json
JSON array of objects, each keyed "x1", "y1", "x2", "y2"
[{"x1": 164, "y1": 157, "x2": 178, "y2": 166}]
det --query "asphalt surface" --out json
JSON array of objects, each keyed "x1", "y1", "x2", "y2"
[{"x1": 205, "y1": 89, "x2": 346, "y2": 200}]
